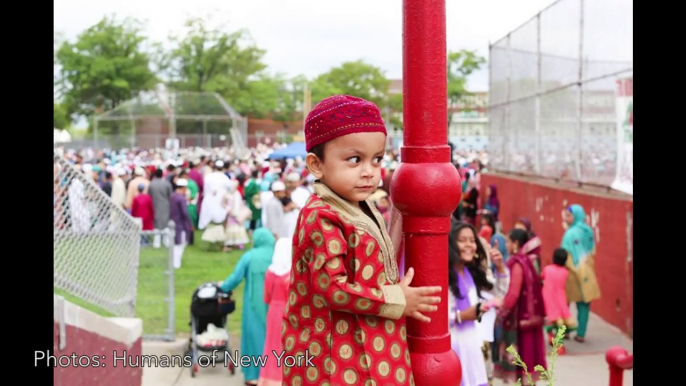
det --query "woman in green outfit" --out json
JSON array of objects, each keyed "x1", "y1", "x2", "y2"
[
  {"x1": 561, "y1": 204, "x2": 601, "y2": 342},
  {"x1": 180, "y1": 170, "x2": 199, "y2": 244},
  {"x1": 219, "y1": 228, "x2": 275, "y2": 385},
  {"x1": 243, "y1": 170, "x2": 261, "y2": 232},
  {"x1": 180, "y1": 170, "x2": 199, "y2": 226}
]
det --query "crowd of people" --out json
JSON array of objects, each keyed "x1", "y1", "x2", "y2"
[
  {"x1": 451, "y1": 170, "x2": 601, "y2": 385},
  {"x1": 54, "y1": 94, "x2": 601, "y2": 386}
]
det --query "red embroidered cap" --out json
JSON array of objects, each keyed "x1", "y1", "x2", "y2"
[{"x1": 304, "y1": 95, "x2": 387, "y2": 152}]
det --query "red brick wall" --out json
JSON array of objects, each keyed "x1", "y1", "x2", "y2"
[
  {"x1": 53, "y1": 321, "x2": 142, "y2": 386},
  {"x1": 481, "y1": 173, "x2": 633, "y2": 337},
  {"x1": 247, "y1": 118, "x2": 303, "y2": 135},
  {"x1": 136, "y1": 117, "x2": 168, "y2": 149},
  {"x1": 246, "y1": 118, "x2": 303, "y2": 147}
]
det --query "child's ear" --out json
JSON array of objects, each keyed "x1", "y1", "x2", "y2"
[{"x1": 305, "y1": 153, "x2": 324, "y2": 179}]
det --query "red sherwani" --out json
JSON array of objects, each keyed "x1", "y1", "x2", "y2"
[
  {"x1": 131, "y1": 193, "x2": 154, "y2": 230},
  {"x1": 282, "y1": 182, "x2": 413, "y2": 386}
]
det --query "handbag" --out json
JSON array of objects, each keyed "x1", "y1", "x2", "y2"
[
  {"x1": 235, "y1": 206, "x2": 252, "y2": 224},
  {"x1": 251, "y1": 194, "x2": 261, "y2": 209}
]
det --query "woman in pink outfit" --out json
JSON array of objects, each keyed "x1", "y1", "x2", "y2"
[
  {"x1": 541, "y1": 248, "x2": 576, "y2": 329},
  {"x1": 257, "y1": 238, "x2": 291, "y2": 386}
]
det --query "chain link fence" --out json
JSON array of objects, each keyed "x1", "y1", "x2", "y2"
[
  {"x1": 138, "y1": 225, "x2": 176, "y2": 341},
  {"x1": 488, "y1": 0, "x2": 632, "y2": 188},
  {"x1": 54, "y1": 154, "x2": 141, "y2": 317},
  {"x1": 55, "y1": 133, "x2": 236, "y2": 151},
  {"x1": 54, "y1": 154, "x2": 177, "y2": 341}
]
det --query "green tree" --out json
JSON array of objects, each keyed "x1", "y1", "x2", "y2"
[
  {"x1": 227, "y1": 73, "x2": 310, "y2": 121},
  {"x1": 54, "y1": 15, "x2": 157, "y2": 132},
  {"x1": 164, "y1": 16, "x2": 272, "y2": 118},
  {"x1": 273, "y1": 75, "x2": 308, "y2": 122},
  {"x1": 310, "y1": 60, "x2": 391, "y2": 107},
  {"x1": 447, "y1": 49, "x2": 486, "y2": 125},
  {"x1": 386, "y1": 92, "x2": 404, "y2": 129},
  {"x1": 231, "y1": 74, "x2": 282, "y2": 118},
  {"x1": 54, "y1": 103, "x2": 70, "y2": 130}
]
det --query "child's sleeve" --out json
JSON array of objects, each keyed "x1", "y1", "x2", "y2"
[
  {"x1": 303, "y1": 210, "x2": 406, "y2": 320},
  {"x1": 497, "y1": 262, "x2": 523, "y2": 320},
  {"x1": 131, "y1": 197, "x2": 138, "y2": 216}
]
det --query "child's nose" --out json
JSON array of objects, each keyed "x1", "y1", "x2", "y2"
[{"x1": 360, "y1": 162, "x2": 373, "y2": 177}]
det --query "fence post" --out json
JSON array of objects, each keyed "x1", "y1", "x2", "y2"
[
  {"x1": 94, "y1": 117, "x2": 99, "y2": 148},
  {"x1": 130, "y1": 118, "x2": 136, "y2": 149},
  {"x1": 575, "y1": 0, "x2": 585, "y2": 182},
  {"x1": 605, "y1": 346, "x2": 632, "y2": 386},
  {"x1": 505, "y1": 33, "x2": 512, "y2": 172},
  {"x1": 166, "y1": 220, "x2": 176, "y2": 341},
  {"x1": 131, "y1": 218, "x2": 143, "y2": 314},
  {"x1": 534, "y1": 13, "x2": 542, "y2": 175}
]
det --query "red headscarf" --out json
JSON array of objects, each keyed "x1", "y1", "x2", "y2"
[{"x1": 478, "y1": 225, "x2": 493, "y2": 241}]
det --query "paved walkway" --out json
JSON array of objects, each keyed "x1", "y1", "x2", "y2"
[
  {"x1": 491, "y1": 310, "x2": 633, "y2": 386},
  {"x1": 142, "y1": 310, "x2": 632, "y2": 386}
]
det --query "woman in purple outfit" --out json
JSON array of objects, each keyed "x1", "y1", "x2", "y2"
[{"x1": 448, "y1": 222, "x2": 502, "y2": 386}]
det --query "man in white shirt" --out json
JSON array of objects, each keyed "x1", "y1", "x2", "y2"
[
  {"x1": 197, "y1": 160, "x2": 231, "y2": 230},
  {"x1": 110, "y1": 168, "x2": 127, "y2": 208},
  {"x1": 263, "y1": 181, "x2": 291, "y2": 239},
  {"x1": 285, "y1": 172, "x2": 311, "y2": 209}
]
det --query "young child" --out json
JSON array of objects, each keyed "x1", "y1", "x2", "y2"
[
  {"x1": 222, "y1": 180, "x2": 250, "y2": 252},
  {"x1": 131, "y1": 183, "x2": 154, "y2": 231},
  {"x1": 541, "y1": 248, "x2": 577, "y2": 331},
  {"x1": 368, "y1": 189, "x2": 391, "y2": 224},
  {"x1": 282, "y1": 95, "x2": 442, "y2": 385}
]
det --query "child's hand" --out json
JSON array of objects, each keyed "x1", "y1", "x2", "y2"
[
  {"x1": 490, "y1": 240, "x2": 504, "y2": 271},
  {"x1": 399, "y1": 267, "x2": 442, "y2": 323},
  {"x1": 481, "y1": 297, "x2": 502, "y2": 312}
]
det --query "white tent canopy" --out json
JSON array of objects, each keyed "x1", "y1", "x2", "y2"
[{"x1": 54, "y1": 128, "x2": 71, "y2": 143}]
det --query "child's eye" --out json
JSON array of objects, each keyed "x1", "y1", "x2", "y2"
[
  {"x1": 374, "y1": 156, "x2": 383, "y2": 164},
  {"x1": 347, "y1": 156, "x2": 361, "y2": 164}
]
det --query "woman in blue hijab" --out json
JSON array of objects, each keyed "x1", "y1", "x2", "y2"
[
  {"x1": 490, "y1": 233, "x2": 509, "y2": 263},
  {"x1": 561, "y1": 204, "x2": 601, "y2": 342}
]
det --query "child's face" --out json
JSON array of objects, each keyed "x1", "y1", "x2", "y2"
[
  {"x1": 307, "y1": 132, "x2": 386, "y2": 204},
  {"x1": 378, "y1": 197, "x2": 389, "y2": 208},
  {"x1": 506, "y1": 237, "x2": 515, "y2": 254},
  {"x1": 456, "y1": 227, "x2": 477, "y2": 263}
]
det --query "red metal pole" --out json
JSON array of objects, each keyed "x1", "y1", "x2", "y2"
[
  {"x1": 605, "y1": 346, "x2": 633, "y2": 386},
  {"x1": 390, "y1": 0, "x2": 462, "y2": 385}
]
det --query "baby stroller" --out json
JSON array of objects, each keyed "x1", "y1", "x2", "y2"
[{"x1": 184, "y1": 282, "x2": 237, "y2": 377}]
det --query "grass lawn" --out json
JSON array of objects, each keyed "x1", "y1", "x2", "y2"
[{"x1": 56, "y1": 230, "x2": 247, "y2": 338}]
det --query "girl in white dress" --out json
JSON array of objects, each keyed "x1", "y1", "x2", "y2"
[{"x1": 448, "y1": 222, "x2": 503, "y2": 386}]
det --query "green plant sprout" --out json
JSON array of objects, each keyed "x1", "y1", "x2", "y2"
[{"x1": 507, "y1": 325, "x2": 566, "y2": 386}]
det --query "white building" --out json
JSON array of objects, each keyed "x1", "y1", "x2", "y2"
[{"x1": 386, "y1": 80, "x2": 490, "y2": 150}]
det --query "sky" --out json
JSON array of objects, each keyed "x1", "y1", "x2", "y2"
[{"x1": 54, "y1": 0, "x2": 562, "y2": 93}]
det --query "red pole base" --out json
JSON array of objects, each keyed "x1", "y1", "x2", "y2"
[
  {"x1": 608, "y1": 367, "x2": 624, "y2": 386},
  {"x1": 410, "y1": 350, "x2": 462, "y2": 386},
  {"x1": 605, "y1": 346, "x2": 633, "y2": 386}
]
